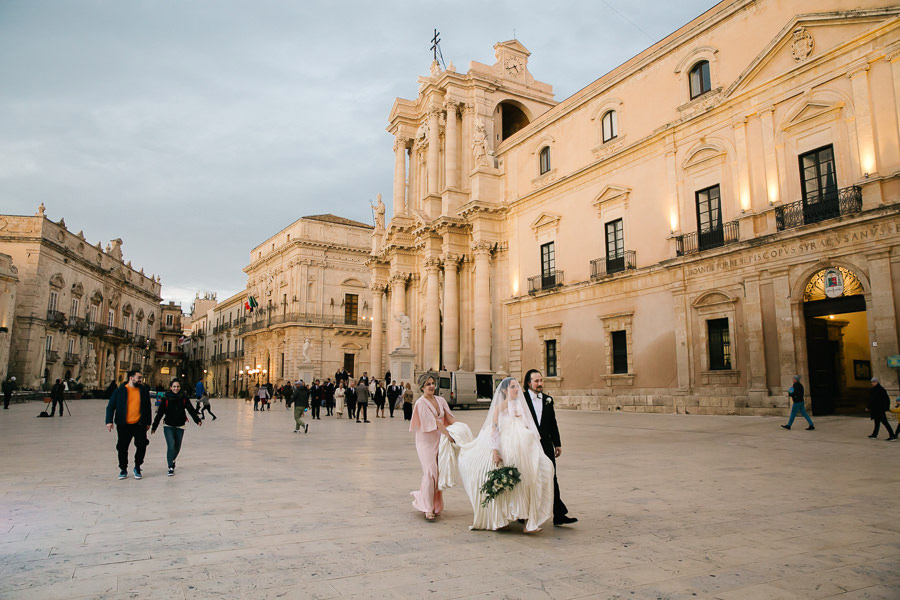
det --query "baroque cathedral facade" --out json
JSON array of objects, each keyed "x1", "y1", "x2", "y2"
[{"x1": 369, "y1": 0, "x2": 900, "y2": 415}]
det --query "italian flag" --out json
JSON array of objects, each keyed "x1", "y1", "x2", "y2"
[{"x1": 245, "y1": 296, "x2": 258, "y2": 312}]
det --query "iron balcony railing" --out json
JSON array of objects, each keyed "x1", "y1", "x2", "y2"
[
  {"x1": 676, "y1": 220, "x2": 740, "y2": 256},
  {"x1": 46, "y1": 309, "x2": 66, "y2": 324},
  {"x1": 63, "y1": 352, "x2": 80, "y2": 366},
  {"x1": 45, "y1": 350, "x2": 60, "y2": 363},
  {"x1": 68, "y1": 316, "x2": 91, "y2": 335},
  {"x1": 775, "y1": 185, "x2": 862, "y2": 231},
  {"x1": 591, "y1": 251, "x2": 636, "y2": 278},
  {"x1": 528, "y1": 270, "x2": 565, "y2": 294}
]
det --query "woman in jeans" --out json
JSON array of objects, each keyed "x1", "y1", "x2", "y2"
[{"x1": 151, "y1": 379, "x2": 203, "y2": 476}]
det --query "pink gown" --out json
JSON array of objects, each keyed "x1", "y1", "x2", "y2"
[{"x1": 409, "y1": 395, "x2": 453, "y2": 514}]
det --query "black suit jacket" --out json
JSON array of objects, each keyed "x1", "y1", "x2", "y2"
[{"x1": 523, "y1": 389, "x2": 561, "y2": 460}]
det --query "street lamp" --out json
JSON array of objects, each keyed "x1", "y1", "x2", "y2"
[
  {"x1": 239, "y1": 370, "x2": 244, "y2": 395},
  {"x1": 256, "y1": 364, "x2": 262, "y2": 386}
]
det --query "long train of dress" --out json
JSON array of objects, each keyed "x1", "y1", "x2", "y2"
[{"x1": 439, "y1": 418, "x2": 554, "y2": 531}]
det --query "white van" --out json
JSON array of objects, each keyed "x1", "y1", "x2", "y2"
[{"x1": 432, "y1": 371, "x2": 497, "y2": 409}]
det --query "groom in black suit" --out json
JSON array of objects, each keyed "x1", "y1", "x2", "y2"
[{"x1": 523, "y1": 369, "x2": 577, "y2": 526}]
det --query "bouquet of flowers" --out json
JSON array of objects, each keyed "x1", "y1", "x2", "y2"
[{"x1": 480, "y1": 466, "x2": 521, "y2": 507}]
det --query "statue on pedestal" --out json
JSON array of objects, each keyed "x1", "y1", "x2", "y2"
[
  {"x1": 302, "y1": 338, "x2": 311, "y2": 363},
  {"x1": 394, "y1": 313, "x2": 411, "y2": 349},
  {"x1": 473, "y1": 119, "x2": 492, "y2": 167},
  {"x1": 370, "y1": 194, "x2": 386, "y2": 231}
]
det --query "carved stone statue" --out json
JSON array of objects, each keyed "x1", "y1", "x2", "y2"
[
  {"x1": 81, "y1": 344, "x2": 98, "y2": 389},
  {"x1": 394, "y1": 313, "x2": 411, "y2": 349},
  {"x1": 302, "y1": 338, "x2": 311, "y2": 362},
  {"x1": 105, "y1": 352, "x2": 116, "y2": 384},
  {"x1": 371, "y1": 194, "x2": 386, "y2": 230},
  {"x1": 473, "y1": 119, "x2": 490, "y2": 167}
]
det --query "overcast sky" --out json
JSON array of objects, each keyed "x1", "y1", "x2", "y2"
[{"x1": 0, "y1": 0, "x2": 718, "y2": 310}]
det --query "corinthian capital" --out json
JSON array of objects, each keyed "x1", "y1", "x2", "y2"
[
  {"x1": 472, "y1": 241, "x2": 495, "y2": 256},
  {"x1": 393, "y1": 136, "x2": 410, "y2": 152}
]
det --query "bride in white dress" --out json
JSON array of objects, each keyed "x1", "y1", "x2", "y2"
[{"x1": 441, "y1": 377, "x2": 554, "y2": 533}]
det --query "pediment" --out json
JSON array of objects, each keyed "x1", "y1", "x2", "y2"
[
  {"x1": 593, "y1": 185, "x2": 631, "y2": 205},
  {"x1": 530, "y1": 212, "x2": 561, "y2": 232},
  {"x1": 725, "y1": 9, "x2": 900, "y2": 99},
  {"x1": 71, "y1": 282, "x2": 84, "y2": 297},
  {"x1": 49, "y1": 273, "x2": 65, "y2": 289},
  {"x1": 782, "y1": 100, "x2": 844, "y2": 130},
  {"x1": 341, "y1": 278, "x2": 367, "y2": 289},
  {"x1": 683, "y1": 145, "x2": 727, "y2": 170},
  {"x1": 692, "y1": 291, "x2": 736, "y2": 308}
]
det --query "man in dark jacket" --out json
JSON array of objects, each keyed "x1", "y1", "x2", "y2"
[
  {"x1": 2, "y1": 376, "x2": 16, "y2": 409},
  {"x1": 867, "y1": 377, "x2": 896, "y2": 440},
  {"x1": 50, "y1": 379, "x2": 66, "y2": 417},
  {"x1": 105, "y1": 370, "x2": 152, "y2": 479},
  {"x1": 386, "y1": 380, "x2": 402, "y2": 418},
  {"x1": 291, "y1": 380, "x2": 309, "y2": 433},
  {"x1": 781, "y1": 375, "x2": 814, "y2": 430},
  {"x1": 523, "y1": 369, "x2": 577, "y2": 526}
]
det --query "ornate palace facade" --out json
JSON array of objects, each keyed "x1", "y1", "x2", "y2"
[
  {"x1": 0, "y1": 205, "x2": 162, "y2": 389},
  {"x1": 370, "y1": 0, "x2": 900, "y2": 415},
  {"x1": 241, "y1": 214, "x2": 374, "y2": 387}
]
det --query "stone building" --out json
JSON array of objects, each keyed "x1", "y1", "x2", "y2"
[
  {"x1": 209, "y1": 291, "x2": 247, "y2": 397},
  {"x1": 240, "y1": 214, "x2": 374, "y2": 388},
  {"x1": 370, "y1": 0, "x2": 900, "y2": 415},
  {"x1": 0, "y1": 253, "x2": 18, "y2": 382},
  {"x1": 0, "y1": 205, "x2": 162, "y2": 389},
  {"x1": 181, "y1": 292, "x2": 216, "y2": 388},
  {"x1": 152, "y1": 301, "x2": 186, "y2": 387}
]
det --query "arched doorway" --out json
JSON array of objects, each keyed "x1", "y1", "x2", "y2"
[{"x1": 803, "y1": 266, "x2": 870, "y2": 415}]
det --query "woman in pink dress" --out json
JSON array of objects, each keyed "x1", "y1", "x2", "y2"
[{"x1": 410, "y1": 373, "x2": 456, "y2": 521}]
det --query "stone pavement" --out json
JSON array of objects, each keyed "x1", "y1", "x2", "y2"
[{"x1": 1, "y1": 397, "x2": 899, "y2": 600}]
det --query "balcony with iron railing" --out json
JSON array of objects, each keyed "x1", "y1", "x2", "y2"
[
  {"x1": 591, "y1": 251, "x2": 636, "y2": 278},
  {"x1": 527, "y1": 270, "x2": 565, "y2": 294},
  {"x1": 675, "y1": 220, "x2": 740, "y2": 256},
  {"x1": 775, "y1": 185, "x2": 862, "y2": 231},
  {"x1": 63, "y1": 352, "x2": 80, "y2": 365},
  {"x1": 68, "y1": 316, "x2": 91, "y2": 335},
  {"x1": 46, "y1": 309, "x2": 66, "y2": 326},
  {"x1": 45, "y1": 349, "x2": 60, "y2": 363}
]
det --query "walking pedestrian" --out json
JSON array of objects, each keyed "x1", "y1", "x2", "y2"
[
  {"x1": 324, "y1": 378, "x2": 335, "y2": 416},
  {"x1": 105, "y1": 370, "x2": 151, "y2": 480},
  {"x1": 780, "y1": 375, "x2": 814, "y2": 431},
  {"x1": 310, "y1": 379, "x2": 321, "y2": 420},
  {"x1": 867, "y1": 377, "x2": 896, "y2": 440},
  {"x1": 292, "y1": 380, "x2": 310, "y2": 433},
  {"x1": 195, "y1": 380, "x2": 206, "y2": 413},
  {"x1": 150, "y1": 379, "x2": 202, "y2": 476},
  {"x1": 345, "y1": 383, "x2": 357, "y2": 423},
  {"x1": 282, "y1": 381, "x2": 293, "y2": 410},
  {"x1": 2, "y1": 375, "x2": 16, "y2": 409},
  {"x1": 335, "y1": 381, "x2": 346, "y2": 418},
  {"x1": 50, "y1": 378, "x2": 65, "y2": 417},
  {"x1": 254, "y1": 384, "x2": 269, "y2": 411},
  {"x1": 198, "y1": 394, "x2": 217, "y2": 420},
  {"x1": 373, "y1": 379, "x2": 386, "y2": 418},
  {"x1": 386, "y1": 380, "x2": 401, "y2": 418},
  {"x1": 402, "y1": 382, "x2": 414, "y2": 421},
  {"x1": 355, "y1": 378, "x2": 371, "y2": 423}
]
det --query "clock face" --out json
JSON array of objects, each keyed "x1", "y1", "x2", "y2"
[{"x1": 504, "y1": 56, "x2": 523, "y2": 75}]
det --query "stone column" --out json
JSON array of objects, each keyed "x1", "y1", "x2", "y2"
[
  {"x1": 849, "y1": 63, "x2": 877, "y2": 175},
  {"x1": 759, "y1": 106, "x2": 780, "y2": 205},
  {"x1": 370, "y1": 284, "x2": 384, "y2": 377},
  {"x1": 743, "y1": 275, "x2": 768, "y2": 393},
  {"x1": 772, "y1": 269, "x2": 796, "y2": 390},
  {"x1": 392, "y1": 137, "x2": 408, "y2": 217},
  {"x1": 461, "y1": 103, "x2": 476, "y2": 182},
  {"x1": 888, "y1": 50, "x2": 900, "y2": 146},
  {"x1": 427, "y1": 107, "x2": 441, "y2": 197},
  {"x1": 867, "y1": 251, "x2": 899, "y2": 391},
  {"x1": 407, "y1": 146, "x2": 418, "y2": 213},
  {"x1": 442, "y1": 255, "x2": 459, "y2": 371},
  {"x1": 473, "y1": 242, "x2": 492, "y2": 372},
  {"x1": 444, "y1": 101, "x2": 459, "y2": 190},
  {"x1": 732, "y1": 116, "x2": 752, "y2": 212},
  {"x1": 390, "y1": 274, "x2": 407, "y2": 353},
  {"x1": 424, "y1": 259, "x2": 441, "y2": 371}
]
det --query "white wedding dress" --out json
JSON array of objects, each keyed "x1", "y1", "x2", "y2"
[{"x1": 439, "y1": 378, "x2": 554, "y2": 531}]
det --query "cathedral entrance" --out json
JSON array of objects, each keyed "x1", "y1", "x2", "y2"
[{"x1": 803, "y1": 267, "x2": 870, "y2": 415}]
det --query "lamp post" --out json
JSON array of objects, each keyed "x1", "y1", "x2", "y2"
[{"x1": 256, "y1": 364, "x2": 262, "y2": 387}]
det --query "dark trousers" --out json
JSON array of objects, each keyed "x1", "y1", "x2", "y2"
[
  {"x1": 388, "y1": 398, "x2": 397, "y2": 417},
  {"x1": 162, "y1": 425, "x2": 184, "y2": 468},
  {"x1": 346, "y1": 400, "x2": 356, "y2": 420},
  {"x1": 356, "y1": 402, "x2": 368, "y2": 421},
  {"x1": 544, "y1": 448, "x2": 569, "y2": 521},
  {"x1": 871, "y1": 412, "x2": 895, "y2": 438},
  {"x1": 311, "y1": 401, "x2": 321, "y2": 419},
  {"x1": 3, "y1": 392, "x2": 11, "y2": 409},
  {"x1": 116, "y1": 423, "x2": 149, "y2": 470},
  {"x1": 50, "y1": 398, "x2": 64, "y2": 416},
  {"x1": 403, "y1": 403, "x2": 413, "y2": 420},
  {"x1": 199, "y1": 405, "x2": 216, "y2": 419}
]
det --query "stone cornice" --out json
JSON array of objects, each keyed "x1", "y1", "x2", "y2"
[{"x1": 458, "y1": 200, "x2": 509, "y2": 220}]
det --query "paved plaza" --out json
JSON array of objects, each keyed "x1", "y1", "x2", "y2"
[{"x1": 1, "y1": 397, "x2": 899, "y2": 599}]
